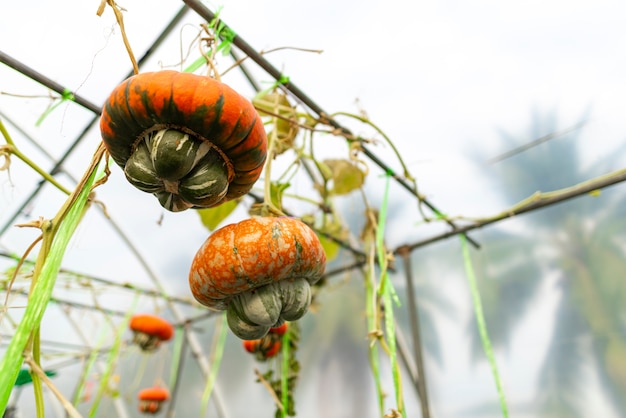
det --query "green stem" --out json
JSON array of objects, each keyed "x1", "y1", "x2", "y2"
[
  {"x1": 71, "y1": 326, "x2": 109, "y2": 405},
  {"x1": 0, "y1": 150, "x2": 101, "y2": 415},
  {"x1": 200, "y1": 313, "x2": 228, "y2": 416},
  {"x1": 330, "y1": 111, "x2": 414, "y2": 182},
  {"x1": 262, "y1": 120, "x2": 286, "y2": 215},
  {"x1": 0, "y1": 118, "x2": 71, "y2": 194},
  {"x1": 460, "y1": 234, "x2": 509, "y2": 418},
  {"x1": 168, "y1": 327, "x2": 185, "y2": 391},
  {"x1": 10, "y1": 146, "x2": 71, "y2": 194},
  {"x1": 376, "y1": 173, "x2": 391, "y2": 294},
  {"x1": 88, "y1": 307, "x2": 132, "y2": 418},
  {"x1": 281, "y1": 326, "x2": 290, "y2": 417},
  {"x1": 365, "y1": 245, "x2": 385, "y2": 415},
  {"x1": 0, "y1": 117, "x2": 15, "y2": 146},
  {"x1": 31, "y1": 330, "x2": 44, "y2": 418},
  {"x1": 377, "y1": 173, "x2": 406, "y2": 417},
  {"x1": 35, "y1": 91, "x2": 75, "y2": 127}
]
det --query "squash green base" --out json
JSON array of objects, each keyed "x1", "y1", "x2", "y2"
[
  {"x1": 123, "y1": 128, "x2": 231, "y2": 212},
  {"x1": 226, "y1": 278, "x2": 311, "y2": 340}
]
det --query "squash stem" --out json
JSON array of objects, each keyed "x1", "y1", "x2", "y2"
[
  {"x1": 0, "y1": 118, "x2": 71, "y2": 194},
  {"x1": 262, "y1": 120, "x2": 286, "y2": 216},
  {"x1": 377, "y1": 173, "x2": 406, "y2": 417},
  {"x1": 200, "y1": 313, "x2": 228, "y2": 416},
  {"x1": 329, "y1": 111, "x2": 414, "y2": 182},
  {"x1": 280, "y1": 326, "x2": 290, "y2": 417}
]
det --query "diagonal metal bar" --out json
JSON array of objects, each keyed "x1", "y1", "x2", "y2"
[
  {"x1": 395, "y1": 320, "x2": 420, "y2": 396},
  {"x1": 8, "y1": 288, "x2": 129, "y2": 317},
  {"x1": 395, "y1": 167, "x2": 626, "y2": 253},
  {"x1": 181, "y1": 0, "x2": 479, "y2": 248},
  {"x1": 0, "y1": 250, "x2": 197, "y2": 306},
  {"x1": 0, "y1": 50, "x2": 101, "y2": 114},
  {"x1": 397, "y1": 246, "x2": 431, "y2": 418}
]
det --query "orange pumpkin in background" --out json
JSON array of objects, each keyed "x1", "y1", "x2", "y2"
[
  {"x1": 129, "y1": 314, "x2": 174, "y2": 351},
  {"x1": 242, "y1": 322, "x2": 289, "y2": 360},
  {"x1": 137, "y1": 387, "x2": 169, "y2": 414}
]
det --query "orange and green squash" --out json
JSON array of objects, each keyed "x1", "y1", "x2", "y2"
[
  {"x1": 189, "y1": 217, "x2": 326, "y2": 339},
  {"x1": 243, "y1": 338, "x2": 282, "y2": 360},
  {"x1": 100, "y1": 70, "x2": 267, "y2": 212}
]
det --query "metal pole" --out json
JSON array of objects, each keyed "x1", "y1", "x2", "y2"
[{"x1": 397, "y1": 246, "x2": 431, "y2": 418}]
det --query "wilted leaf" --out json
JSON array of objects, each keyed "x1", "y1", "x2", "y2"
[
  {"x1": 360, "y1": 208, "x2": 378, "y2": 244},
  {"x1": 253, "y1": 91, "x2": 299, "y2": 154},
  {"x1": 315, "y1": 160, "x2": 334, "y2": 183},
  {"x1": 197, "y1": 199, "x2": 240, "y2": 231},
  {"x1": 323, "y1": 159, "x2": 366, "y2": 195},
  {"x1": 304, "y1": 215, "x2": 347, "y2": 262},
  {"x1": 253, "y1": 91, "x2": 294, "y2": 116},
  {"x1": 248, "y1": 203, "x2": 272, "y2": 217}
]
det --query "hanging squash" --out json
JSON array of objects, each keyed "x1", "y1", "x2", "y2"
[
  {"x1": 242, "y1": 322, "x2": 288, "y2": 360},
  {"x1": 269, "y1": 322, "x2": 289, "y2": 336},
  {"x1": 243, "y1": 338, "x2": 282, "y2": 360},
  {"x1": 137, "y1": 387, "x2": 169, "y2": 414},
  {"x1": 129, "y1": 313, "x2": 174, "y2": 351},
  {"x1": 100, "y1": 70, "x2": 267, "y2": 212},
  {"x1": 189, "y1": 217, "x2": 326, "y2": 339}
]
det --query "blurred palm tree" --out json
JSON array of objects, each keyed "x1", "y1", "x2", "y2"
[{"x1": 467, "y1": 109, "x2": 626, "y2": 417}]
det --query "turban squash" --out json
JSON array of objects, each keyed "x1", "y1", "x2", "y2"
[
  {"x1": 189, "y1": 217, "x2": 326, "y2": 339},
  {"x1": 100, "y1": 70, "x2": 267, "y2": 212}
]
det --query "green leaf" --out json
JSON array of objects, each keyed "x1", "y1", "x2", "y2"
[
  {"x1": 460, "y1": 234, "x2": 509, "y2": 418},
  {"x1": 316, "y1": 220, "x2": 346, "y2": 262},
  {"x1": 316, "y1": 233, "x2": 340, "y2": 262},
  {"x1": 197, "y1": 199, "x2": 240, "y2": 231},
  {"x1": 0, "y1": 164, "x2": 100, "y2": 414},
  {"x1": 35, "y1": 89, "x2": 75, "y2": 127},
  {"x1": 183, "y1": 55, "x2": 209, "y2": 73},
  {"x1": 253, "y1": 91, "x2": 295, "y2": 117},
  {"x1": 14, "y1": 369, "x2": 56, "y2": 387},
  {"x1": 200, "y1": 313, "x2": 228, "y2": 417},
  {"x1": 315, "y1": 160, "x2": 333, "y2": 183},
  {"x1": 270, "y1": 182, "x2": 290, "y2": 211},
  {"x1": 217, "y1": 27, "x2": 236, "y2": 56},
  {"x1": 323, "y1": 159, "x2": 366, "y2": 195}
]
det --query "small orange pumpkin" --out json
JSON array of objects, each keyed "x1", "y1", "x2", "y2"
[
  {"x1": 129, "y1": 314, "x2": 174, "y2": 351},
  {"x1": 137, "y1": 387, "x2": 169, "y2": 414},
  {"x1": 269, "y1": 322, "x2": 289, "y2": 336},
  {"x1": 189, "y1": 217, "x2": 326, "y2": 339},
  {"x1": 100, "y1": 70, "x2": 267, "y2": 212},
  {"x1": 243, "y1": 337, "x2": 282, "y2": 360}
]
